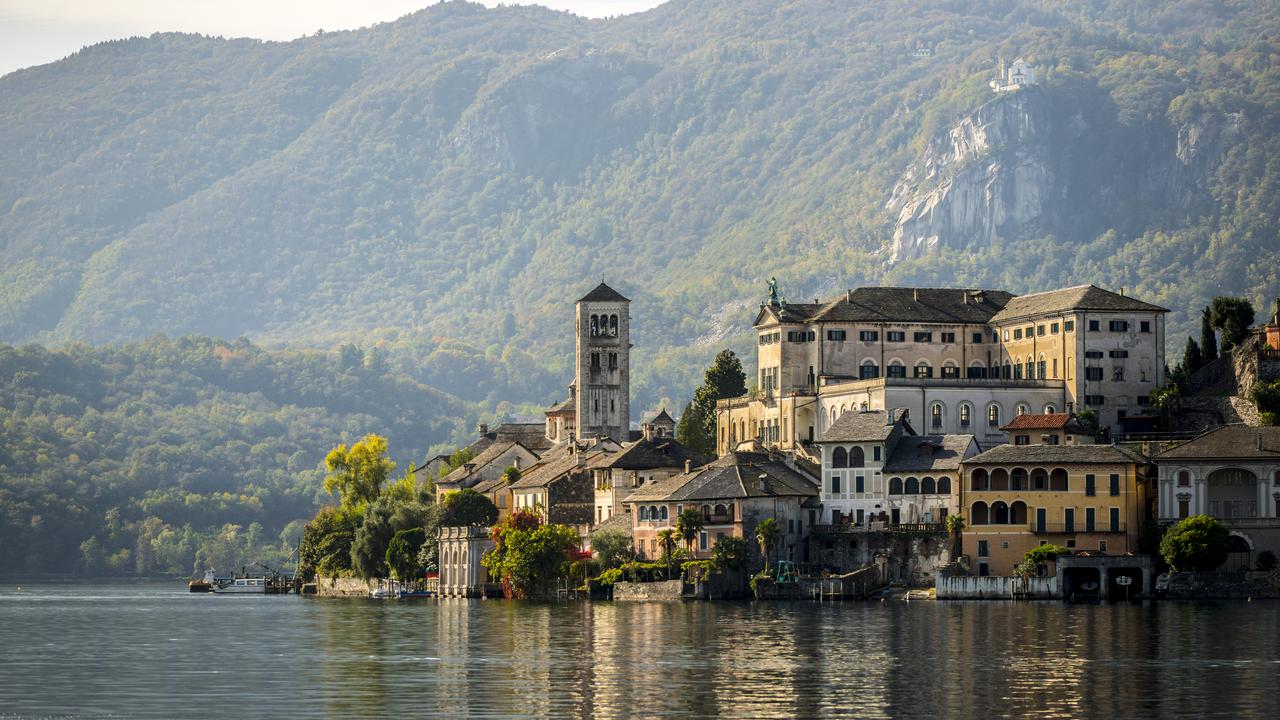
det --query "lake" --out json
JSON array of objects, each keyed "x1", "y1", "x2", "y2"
[{"x1": 1, "y1": 581, "x2": 1277, "y2": 718}]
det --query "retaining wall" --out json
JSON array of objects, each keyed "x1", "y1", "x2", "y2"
[
  {"x1": 612, "y1": 580, "x2": 685, "y2": 601},
  {"x1": 936, "y1": 574, "x2": 1058, "y2": 600}
]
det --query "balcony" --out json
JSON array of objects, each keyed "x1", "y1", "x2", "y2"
[
  {"x1": 702, "y1": 513, "x2": 735, "y2": 526},
  {"x1": 1029, "y1": 522, "x2": 1127, "y2": 534},
  {"x1": 813, "y1": 522, "x2": 946, "y2": 535}
]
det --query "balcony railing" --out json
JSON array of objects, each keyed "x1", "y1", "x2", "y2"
[
  {"x1": 813, "y1": 522, "x2": 946, "y2": 535},
  {"x1": 702, "y1": 514, "x2": 735, "y2": 525},
  {"x1": 1029, "y1": 522, "x2": 1127, "y2": 534}
]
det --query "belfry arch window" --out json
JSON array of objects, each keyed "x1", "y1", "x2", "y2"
[
  {"x1": 590, "y1": 315, "x2": 599, "y2": 337},
  {"x1": 609, "y1": 314, "x2": 619, "y2": 336}
]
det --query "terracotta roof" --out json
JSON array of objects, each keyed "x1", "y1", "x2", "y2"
[
  {"x1": 579, "y1": 282, "x2": 629, "y2": 303},
  {"x1": 1000, "y1": 413, "x2": 1072, "y2": 431},
  {"x1": 883, "y1": 435, "x2": 978, "y2": 473},
  {"x1": 819, "y1": 408, "x2": 911, "y2": 443},
  {"x1": 1156, "y1": 425, "x2": 1280, "y2": 460},
  {"x1": 989, "y1": 285, "x2": 1167, "y2": 323},
  {"x1": 965, "y1": 444, "x2": 1145, "y2": 465}
]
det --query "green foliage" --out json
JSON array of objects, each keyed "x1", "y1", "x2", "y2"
[
  {"x1": 593, "y1": 567, "x2": 624, "y2": 587},
  {"x1": 1210, "y1": 297, "x2": 1256, "y2": 352},
  {"x1": 676, "y1": 508, "x2": 705, "y2": 553},
  {"x1": 1150, "y1": 384, "x2": 1181, "y2": 413},
  {"x1": 1251, "y1": 379, "x2": 1280, "y2": 425},
  {"x1": 1024, "y1": 544, "x2": 1071, "y2": 566},
  {"x1": 1257, "y1": 550, "x2": 1278, "y2": 572},
  {"x1": 1160, "y1": 515, "x2": 1229, "y2": 572},
  {"x1": 678, "y1": 350, "x2": 747, "y2": 455},
  {"x1": 682, "y1": 559, "x2": 717, "y2": 582},
  {"x1": 324, "y1": 434, "x2": 395, "y2": 511},
  {"x1": 710, "y1": 534, "x2": 748, "y2": 572},
  {"x1": 1201, "y1": 307, "x2": 1219, "y2": 365},
  {"x1": 481, "y1": 509, "x2": 579, "y2": 599},
  {"x1": 1180, "y1": 336, "x2": 1204, "y2": 377},
  {"x1": 298, "y1": 506, "x2": 360, "y2": 581},
  {"x1": 945, "y1": 515, "x2": 966, "y2": 534},
  {"x1": 385, "y1": 527, "x2": 427, "y2": 580},
  {"x1": 749, "y1": 569, "x2": 774, "y2": 595},
  {"x1": 754, "y1": 518, "x2": 781, "y2": 572},
  {"x1": 0, "y1": 337, "x2": 472, "y2": 575},
  {"x1": 588, "y1": 528, "x2": 635, "y2": 569},
  {"x1": 440, "y1": 488, "x2": 498, "y2": 527},
  {"x1": 617, "y1": 561, "x2": 669, "y2": 583}
]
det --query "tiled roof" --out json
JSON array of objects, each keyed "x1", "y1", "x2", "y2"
[
  {"x1": 988, "y1": 285, "x2": 1167, "y2": 323},
  {"x1": 625, "y1": 452, "x2": 818, "y2": 505},
  {"x1": 965, "y1": 444, "x2": 1145, "y2": 465},
  {"x1": 546, "y1": 399, "x2": 574, "y2": 416},
  {"x1": 813, "y1": 287, "x2": 1014, "y2": 324},
  {"x1": 509, "y1": 448, "x2": 605, "y2": 489},
  {"x1": 597, "y1": 436, "x2": 707, "y2": 471},
  {"x1": 491, "y1": 423, "x2": 554, "y2": 452},
  {"x1": 819, "y1": 408, "x2": 911, "y2": 443},
  {"x1": 1000, "y1": 413, "x2": 1073, "y2": 431},
  {"x1": 1156, "y1": 425, "x2": 1280, "y2": 460},
  {"x1": 647, "y1": 409, "x2": 676, "y2": 426},
  {"x1": 438, "y1": 440, "x2": 520, "y2": 486},
  {"x1": 590, "y1": 512, "x2": 632, "y2": 537},
  {"x1": 883, "y1": 435, "x2": 977, "y2": 473},
  {"x1": 622, "y1": 472, "x2": 696, "y2": 503},
  {"x1": 579, "y1": 282, "x2": 629, "y2": 303}
]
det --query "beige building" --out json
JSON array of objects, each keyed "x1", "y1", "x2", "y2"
[
  {"x1": 592, "y1": 410, "x2": 704, "y2": 527},
  {"x1": 959, "y1": 444, "x2": 1150, "y2": 577},
  {"x1": 716, "y1": 283, "x2": 1166, "y2": 456},
  {"x1": 438, "y1": 526, "x2": 495, "y2": 598}
]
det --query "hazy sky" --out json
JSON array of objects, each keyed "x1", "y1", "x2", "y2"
[{"x1": 0, "y1": 1, "x2": 664, "y2": 76}]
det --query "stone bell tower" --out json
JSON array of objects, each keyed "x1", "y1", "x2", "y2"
[{"x1": 575, "y1": 282, "x2": 630, "y2": 441}]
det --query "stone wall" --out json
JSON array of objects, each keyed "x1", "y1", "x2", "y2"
[
  {"x1": 612, "y1": 579, "x2": 685, "y2": 601},
  {"x1": 810, "y1": 530, "x2": 950, "y2": 587},
  {"x1": 936, "y1": 574, "x2": 1058, "y2": 599},
  {"x1": 1165, "y1": 570, "x2": 1280, "y2": 599},
  {"x1": 312, "y1": 575, "x2": 375, "y2": 597}
]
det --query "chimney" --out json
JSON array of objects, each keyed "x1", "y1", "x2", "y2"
[
  {"x1": 1119, "y1": 287, "x2": 1126, "y2": 296},
  {"x1": 478, "y1": 423, "x2": 489, "y2": 436},
  {"x1": 913, "y1": 289, "x2": 919, "y2": 302},
  {"x1": 642, "y1": 422, "x2": 654, "y2": 442},
  {"x1": 846, "y1": 289, "x2": 853, "y2": 303},
  {"x1": 684, "y1": 459, "x2": 693, "y2": 474}
]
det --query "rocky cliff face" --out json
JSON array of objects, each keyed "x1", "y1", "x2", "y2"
[{"x1": 886, "y1": 85, "x2": 1238, "y2": 263}]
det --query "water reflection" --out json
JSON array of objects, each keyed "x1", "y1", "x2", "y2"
[{"x1": 1, "y1": 583, "x2": 1279, "y2": 718}]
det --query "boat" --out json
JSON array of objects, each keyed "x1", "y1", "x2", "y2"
[
  {"x1": 188, "y1": 569, "x2": 218, "y2": 593},
  {"x1": 370, "y1": 579, "x2": 400, "y2": 599},
  {"x1": 213, "y1": 576, "x2": 269, "y2": 594}
]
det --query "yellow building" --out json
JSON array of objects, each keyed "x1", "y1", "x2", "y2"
[{"x1": 958, "y1": 444, "x2": 1150, "y2": 576}]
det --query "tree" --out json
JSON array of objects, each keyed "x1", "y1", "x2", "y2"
[
  {"x1": 440, "y1": 488, "x2": 498, "y2": 527},
  {"x1": 1160, "y1": 515, "x2": 1229, "y2": 572},
  {"x1": 297, "y1": 506, "x2": 360, "y2": 581},
  {"x1": 945, "y1": 514, "x2": 965, "y2": 559},
  {"x1": 385, "y1": 528, "x2": 427, "y2": 580},
  {"x1": 1257, "y1": 550, "x2": 1278, "y2": 572},
  {"x1": 324, "y1": 434, "x2": 395, "y2": 510},
  {"x1": 754, "y1": 518, "x2": 780, "y2": 572},
  {"x1": 482, "y1": 510, "x2": 579, "y2": 599},
  {"x1": 676, "y1": 508, "x2": 705, "y2": 555},
  {"x1": 657, "y1": 529, "x2": 678, "y2": 578},
  {"x1": 1251, "y1": 379, "x2": 1280, "y2": 425},
  {"x1": 1181, "y1": 336, "x2": 1203, "y2": 376},
  {"x1": 1210, "y1": 296, "x2": 1255, "y2": 353},
  {"x1": 710, "y1": 535, "x2": 748, "y2": 571},
  {"x1": 1200, "y1": 306, "x2": 1218, "y2": 365},
  {"x1": 678, "y1": 349, "x2": 748, "y2": 456},
  {"x1": 588, "y1": 528, "x2": 635, "y2": 569}
]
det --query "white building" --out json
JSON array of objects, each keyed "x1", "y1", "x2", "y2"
[
  {"x1": 438, "y1": 526, "x2": 495, "y2": 598},
  {"x1": 991, "y1": 58, "x2": 1037, "y2": 92}
]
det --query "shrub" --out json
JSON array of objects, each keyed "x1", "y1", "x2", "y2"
[
  {"x1": 1256, "y1": 550, "x2": 1278, "y2": 572},
  {"x1": 1160, "y1": 515, "x2": 1229, "y2": 572}
]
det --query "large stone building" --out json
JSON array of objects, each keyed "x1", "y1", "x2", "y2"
[
  {"x1": 574, "y1": 282, "x2": 631, "y2": 442},
  {"x1": 592, "y1": 410, "x2": 705, "y2": 527},
  {"x1": 1155, "y1": 425, "x2": 1280, "y2": 570},
  {"x1": 716, "y1": 282, "x2": 1167, "y2": 455}
]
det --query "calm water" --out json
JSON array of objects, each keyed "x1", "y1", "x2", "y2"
[{"x1": 1, "y1": 582, "x2": 1278, "y2": 719}]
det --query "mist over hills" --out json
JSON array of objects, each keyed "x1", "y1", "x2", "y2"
[{"x1": 2, "y1": 0, "x2": 1279, "y2": 412}]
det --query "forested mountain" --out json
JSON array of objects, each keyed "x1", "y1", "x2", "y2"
[
  {"x1": 0, "y1": 337, "x2": 476, "y2": 573},
  {"x1": 3, "y1": 0, "x2": 1279, "y2": 408}
]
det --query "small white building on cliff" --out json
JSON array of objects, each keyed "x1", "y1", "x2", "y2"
[{"x1": 991, "y1": 58, "x2": 1036, "y2": 92}]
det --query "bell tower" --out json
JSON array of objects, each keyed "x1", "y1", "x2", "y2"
[{"x1": 575, "y1": 282, "x2": 630, "y2": 441}]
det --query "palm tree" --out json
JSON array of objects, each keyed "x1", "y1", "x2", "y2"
[
  {"x1": 754, "y1": 518, "x2": 780, "y2": 573},
  {"x1": 676, "y1": 509, "x2": 705, "y2": 557},
  {"x1": 945, "y1": 514, "x2": 965, "y2": 560},
  {"x1": 656, "y1": 529, "x2": 678, "y2": 579}
]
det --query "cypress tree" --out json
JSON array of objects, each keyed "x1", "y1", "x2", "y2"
[
  {"x1": 1200, "y1": 306, "x2": 1218, "y2": 364},
  {"x1": 1182, "y1": 336, "x2": 1203, "y2": 375}
]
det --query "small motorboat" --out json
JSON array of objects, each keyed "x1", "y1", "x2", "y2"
[{"x1": 189, "y1": 569, "x2": 219, "y2": 593}]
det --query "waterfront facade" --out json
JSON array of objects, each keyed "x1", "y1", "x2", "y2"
[
  {"x1": 959, "y1": 444, "x2": 1149, "y2": 576},
  {"x1": 592, "y1": 411, "x2": 703, "y2": 526},
  {"x1": 438, "y1": 525, "x2": 495, "y2": 598},
  {"x1": 716, "y1": 284, "x2": 1167, "y2": 455},
  {"x1": 1155, "y1": 425, "x2": 1280, "y2": 570}
]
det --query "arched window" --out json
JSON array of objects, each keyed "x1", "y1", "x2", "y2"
[
  {"x1": 970, "y1": 468, "x2": 989, "y2": 491},
  {"x1": 931, "y1": 403, "x2": 944, "y2": 429},
  {"x1": 915, "y1": 361, "x2": 932, "y2": 379},
  {"x1": 1010, "y1": 501, "x2": 1028, "y2": 524},
  {"x1": 1003, "y1": 360, "x2": 1012, "y2": 379},
  {"x1": 971, "y1": 501, "x2": 989, "y2": 525},
  {"x1": 850, "y1": 447, "x2": 865, "y2": 468},
  {"x1": 889, "y1": 478, "x2": 904, "y2": 495},
  {"x1": 832, "y1": 447, "x2": 848, "y2": 468},
  {"x1": 590, "y1": 315, "x2": 599, "y2": 336},
  {"x1": 1030, "y1": 468, "x2": 1048, "y2": 491},
  {"x1": 888, "y1": 360, "x2": 906, "y2": 378},
  {"x1": 991, "y1": 468, "x2": 1009, "y2": 490},
  {"x1": 1037, "y1": 354, "x2": 1046, "y2": 380},
  {"x1": 905, "y1": 477, "x2": 920, "y2": 494},
  {"x1": 609, "y1": 314, "x2": 618, "y2": 336},
  {"x1": 714, "y1": 504, "x2": 727, "y2": 517},
  {"x1": 1011, "y1": 468, "x2": 1028, "y2": 490},
  {"x1": 960, "y1": 403, "x2": 972, "y2": 428},
  {"x1": 831, "y1": 407, "x2": 838, "y2": 425},
  {"x1": 861, "y1": 360, "x2": 879, "y2": 379},
  {"x1": 988, "y1": 404, "x2": 1000, "y2": 427},
  {"x1": 1016, "y1": 403, "x2": 1029, "y2": 417},
  {"x1": 658, "y1": 506, "x2": 668, "y2": 521},
  {"x1": 639, "y1": 506, "x2": 649, "y2": 521},
  {"x1": 702, "y1": 504, "x2": 711, "y2": 517},
  {"x1": 1050, "y1": 468, "x2": 1069, "y2": 491},
  {"x1": 921, "y1": 477, "x2": 936, "y2": 494},
  {"x1": 1013, "y1": 356, "x2": 1023, "y2": 380},
  {"x1": 1025, "y1": 359, "x2": 1034, "y2": 379},
  {"x1": 1044, "y1": 404, "x2": 1056, "y2": 414},
  {"x1": 938, "y1": 477, "x2": 952, "y2": 494},
  {"x1": 992, "y1": 501, "x2": 1010, "y2": 524}
]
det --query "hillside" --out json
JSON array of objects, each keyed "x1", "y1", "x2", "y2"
[
  {"x1": 2, "y1": 0, "x2": 1279, "y2": 409},
  {"x1": 0, "y1": 337, "x2": 476, "y2": 574}
]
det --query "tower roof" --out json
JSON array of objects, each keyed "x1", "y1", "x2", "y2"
[{"x1": 578, "y1": 282, "x2": 629, "y2": 303}]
